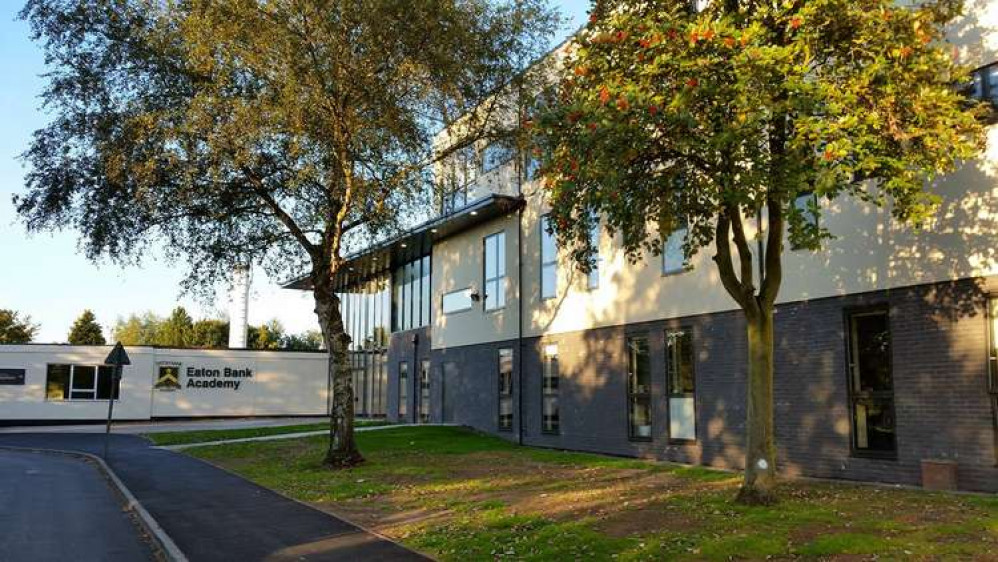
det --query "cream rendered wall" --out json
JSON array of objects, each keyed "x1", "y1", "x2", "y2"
[
  {"x1": 0, "y1": 345, "x2": 329, "y2": 421},
  {"x1": 431, "y1": 213, "x2": 521, "y2": 350},
  {"x1": 0, "y1": 345, "x2": 156, "y2": 421}
]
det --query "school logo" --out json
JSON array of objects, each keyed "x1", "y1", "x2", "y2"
[{"x1": 155, "y1": 362, "x2": 182, "y2": 390}]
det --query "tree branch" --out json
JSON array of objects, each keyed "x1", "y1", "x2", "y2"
[
  {"x1": 713, "y1": 212, "x2": 756, "y2": 313},
  {"x1": 760, "y1": 196, "x2": 783, "y2": 306},
  {"x1": 244, "y1": 170, "x2": 318, "y2": 258},
  {"x1": 727, "y1": 204, "x2": 756, "y2": 295}
]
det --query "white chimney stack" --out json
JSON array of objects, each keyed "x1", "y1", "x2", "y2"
[{"x1": 228, "y1": 264, "x2": 251, "y2": 348}]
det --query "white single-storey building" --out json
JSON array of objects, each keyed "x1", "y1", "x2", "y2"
[{"x1": 0, "y1": 344, "x2": 330, "y2": 423}]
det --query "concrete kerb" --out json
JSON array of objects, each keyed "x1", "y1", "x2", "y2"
[
  {"x1": 159, "y1": 423, "x2": 461, "y2": 451},
  {"x1": 0, "y1": 444, "x2": 187, "y2": 562}
]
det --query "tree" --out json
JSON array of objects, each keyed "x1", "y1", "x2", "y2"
[
  {"x1": 158, "y1": 307, "x2": 195, "y2": 348},
  {"x1": 67, "y1": 310, "x2": 106, "y2": 345},
  {"x1": 0, "y1": 309, "x2": 38, "y2": 344},
  {"x1": 283, "y1": 330, "x2": 324, "y2": 351},
  {"x1": 248, "y1": 319, "x2": 284, "y2": 350},
  {"x1": 532, "y1": 0, "x2": 985, "y2": 503},
  {"x1": 112, "y1": 312, "x2": 163, "y2": 346},
  {"x1": 17, "y1": 0, "x2": 557, "y2": 467},
  {"x1": 191, "y1": 318, "x2": 230, "y2": 348}
]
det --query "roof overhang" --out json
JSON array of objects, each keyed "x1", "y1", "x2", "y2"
[{"x1": 282, "y1": 194, "x2": 524, "y2": 292}]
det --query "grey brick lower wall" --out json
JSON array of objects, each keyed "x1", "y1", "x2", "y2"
[{"x1": 387, "y1": 278, "x2": 998, "y2": 493}]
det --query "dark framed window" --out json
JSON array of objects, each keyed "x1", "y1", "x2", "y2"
[
  {"x1": 667, "y1": 330, "x2": 697, "y2": 441},
  {"x1": 398, "y1": 362, "x2": 408, "y2": 418},
  {"x1": 987, "y1": 298, "x2": 998, "y2": 460},
  {"x1": 498, "y1": 348, "x2": 514, "y2": 431},
  {"x1": 46, "y1": 364, "x2": 119, "y2": 402},
  {"x1": 969, "y1": 62, "x2": 998, "y2": 107},
  {"x1": 419, "y1": 360, "x2": 430, "y2": 423},
  {"x1": 541, "y1": 343, "x2": 560, "y2": 434},
  {"x1": 484, "y1": 231, "x2": 506, "y2": 311},
  {"x1": 540, "y1": 215, "x2": 557, "y2": 299},
  {"x1": 392, "y1": 255, "x2": 431, "y2": 333},
  {"x1": 846, "y1": 308, "x2": 897, "y2": 458},
  {"x1": 627, "y1": 336, "x2": 652, "y2": 440}
]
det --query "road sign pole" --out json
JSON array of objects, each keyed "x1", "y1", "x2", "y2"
[{"x1": 103, "y1": 365, "x2": 120, "y2": 461}]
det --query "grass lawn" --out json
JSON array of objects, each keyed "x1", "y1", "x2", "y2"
[
  {"x1": 188, "y1": 426, "x2": 998, "y2": 561},
  {"x1": 143, "y1": 419, "x2": 391, "y2": 446}
]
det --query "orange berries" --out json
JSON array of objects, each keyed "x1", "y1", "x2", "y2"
[
  {"x1": 790, "y1": 16, "x2": 802, "y2": 30},
  {"x1": 599, "y1": 86, "x2": 611, "y2": 105},
  {"x1": 616, "y1": 96, "x2": 630, "y2": 111},
  {"x1": 686, "y1": 78, "x2": 699, "y2": 88},
  {"x1": 648, "y1": 105, "x2": 659, "y2": 116},
  {"x1": 724, "y1": 37, "x2": 736, "y2": 48}
]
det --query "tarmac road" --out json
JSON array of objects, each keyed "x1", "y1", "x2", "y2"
[{"x1": 0, "y1": 449, "x2": 156, "y2": 562}]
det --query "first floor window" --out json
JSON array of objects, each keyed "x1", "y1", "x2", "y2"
[
  {"x1": 667, "y1": 330, "x2": 697, "y2": 441},
  {"x1": 484, "y1": 231, "x2": 506, "y2": 311},
  {"x1": 627, "y1": 336, "x2": 652, "y2": 440},
  {"x1": 46, "y1": 364, "x2": 119, "y2": 401},
  {"x1": 498, "y1": 348, "x2": 514, "y2": 431},
  {"x1": 540, "y1": 215, "x2": 557, "y2": 299},
  {"x1": 987, "y1": 298, "x2": 998, "y2": 457},
  {"x1": 847, "y1": 308, "x2": 896, "y2": 456},
  {"x1": 541, "y1": 344, "x2": 560, "y2": 434},
  {"x1": 419, "y1": 360, "x2": 431, "y2": 423},
  {"x1": 662, "y1": 223, "x2": 687, "y2": 275},
  {"x1": 398, "y1": 362, "x2": 408, "y2": 418}
]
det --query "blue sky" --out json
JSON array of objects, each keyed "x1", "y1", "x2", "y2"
[{"x1": 0, "y1": 1, "x2": 591, "y2": 343}]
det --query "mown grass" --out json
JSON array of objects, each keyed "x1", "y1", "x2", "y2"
[
  {"x1": 188, "y1": 426, "x2": 998, "y2": 561},
  {"x1": 143, "y1": 419, "x2": 390, "y2": 446}
]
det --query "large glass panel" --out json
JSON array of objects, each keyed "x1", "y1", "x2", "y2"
[
  {"x1": 542, "y1": 344, "x2": 560, "y2": 434},
  {"x1": 442, "y1": 288, "x2": 474, "y2": 314},
  {"x1": 498, "y1": 348, "x2": 513, "y2": 431},
  {"x1": 46, "y1": 364, "x2": 70, "y2": 401},
  {"x1": 847, "y1": 309, "x2": 896, "y2": 455},
  {"x1": 627, "y1": 337, "x2": 652, "y2": 439},
  {"x1": 420, "y1": 255, "x2": 431, "y2": 327},
  {"x1": 667, "y1": 330, "x2": 697, "y2": 441},
  {"x1": 484, "y1": 232, "x2": 506, "y2": 311}
]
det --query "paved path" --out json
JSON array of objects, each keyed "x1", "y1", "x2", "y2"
[
  {"x1": 0, "y1": 416, "x2": 331, "y2": 434},
  {"x1": 161, "y1": 423, "x2": 457, "y2": 450},
  {"x1": 0, "y1": 433, "x2": 427, "y2": 562},
  {"x1": 0, "y1": 449, "x2": 156, "y2": 562}
]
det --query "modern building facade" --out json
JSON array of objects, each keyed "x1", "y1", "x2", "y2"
[{"x1": 289, "y1": 6, "x2": 998, "y2": 492}]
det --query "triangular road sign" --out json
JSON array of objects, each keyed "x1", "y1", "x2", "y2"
[{"x1": 105, "y1": 341, "x2": 131, "y2": 366}]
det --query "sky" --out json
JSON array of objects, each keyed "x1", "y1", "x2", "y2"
[{"x1": 0, "y1": 1, "x2": 591, "y2": 343}]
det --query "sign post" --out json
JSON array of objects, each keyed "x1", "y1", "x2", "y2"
[{"x1": 103, "y1": 342, "x2": 131, "y2": 460}]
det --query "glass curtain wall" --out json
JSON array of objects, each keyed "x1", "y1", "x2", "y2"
[
  {"x1": 392, "y1": 255, "x2": 432, "y2": 332},
  {"x1": 337, "y1": 273, "x2": 391, "y2": 417}
]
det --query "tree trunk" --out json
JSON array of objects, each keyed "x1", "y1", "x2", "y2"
[
  {"x1": 737, "y1": 306, "x2": 778, "y2": 505},
  {"x1": 313, "y1": 279, "x2": 364, "y2": 469}
]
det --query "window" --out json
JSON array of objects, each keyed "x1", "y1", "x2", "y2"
[
  {"x1": 627, "y1": 337, "x2": 652, "y2": 440},
  {"x1": 542, "y1": 344, "x2": 560, "y2": 434},
  {"x1": 667, "y1": 330, "x2": 696, "y2": 441},
  {"x1": 392, "y1": 256, "x2": 431, "y2": 332},
  {"x1": 498, "y1": 348, "x2": 514, "y2": 431},
  {"x1": 540, "y1": 215, "x2": 557, "y2": 299},
  {"x1": 483, "y1": 143, "x2": 513, "y2": 173},
  {"x1": 484, "y1": 231, "x2": 506, "y2": 311},
  {"x1": 46, "y1": 364, "x2": 119, "y2": 402},
  {"x1": 847, "y1": 308, "x2": 896, "y2": 456},
  {"x1": 524, "y1": 157, "x2": 541, "y2": 181},
  {"x1": 662, "y1": 224, "x2": 688, "y2": 275},
  {"x1": 794, "y1": 192, "x2": 819, "y2": 227},
  {"x1": 989, "y1": 298, "x2": 998, "y2": 457},
  {"x1": 587, "y1": 216, "x2": 601, "y2": 290},
  {"x1": 969, "y1": 63, "x2": 998, "y2": 106},
  {"x1": 419, "y1": 360, "x2": 430, "y2": 423},
  {"x1": 398, "y1": 362, "x2": 408, "y2": 418},
  {"x1": 442, "y1": 288, "x2": 474, "y2": 314}
]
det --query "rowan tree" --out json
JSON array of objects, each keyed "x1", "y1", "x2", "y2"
[
  {"x1": 532, "y1": 0, "x2": 985, "y2": 503},
  {"x1": 17, "y1": 0, "x2": 558, "y2": 466},
  {"x1": 67, "y1": 310, "x2": 106, "y2": 345}
]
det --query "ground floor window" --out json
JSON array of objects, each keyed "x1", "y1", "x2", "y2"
[
  {"x1": 498, "y1": 348, "x2": 514, "y2": 431},
  {"x1": 847, "y1": 308, "x2": 896, "y2": 457},
  {"x1": 988, "y1": 298, "x2": 998, "y2": 458},
  {"x1": 419, "y1": 360, "x2": 430, "y2": 423},
  {"x1": 46, "y1": 364, "x2": 119, "y2": 401},
  {"x1": 399, "y1": 362, "x2": 408, "y2": 418},
  {"x1": 666, "y1": 330, "x2": 696, "y2": 441},
  {"x1": 542, "y1": 344, "x2": 560, "y2": 434},
  {"x1": 627, "y1": 336, "x2": 652, "y2": 440}
]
